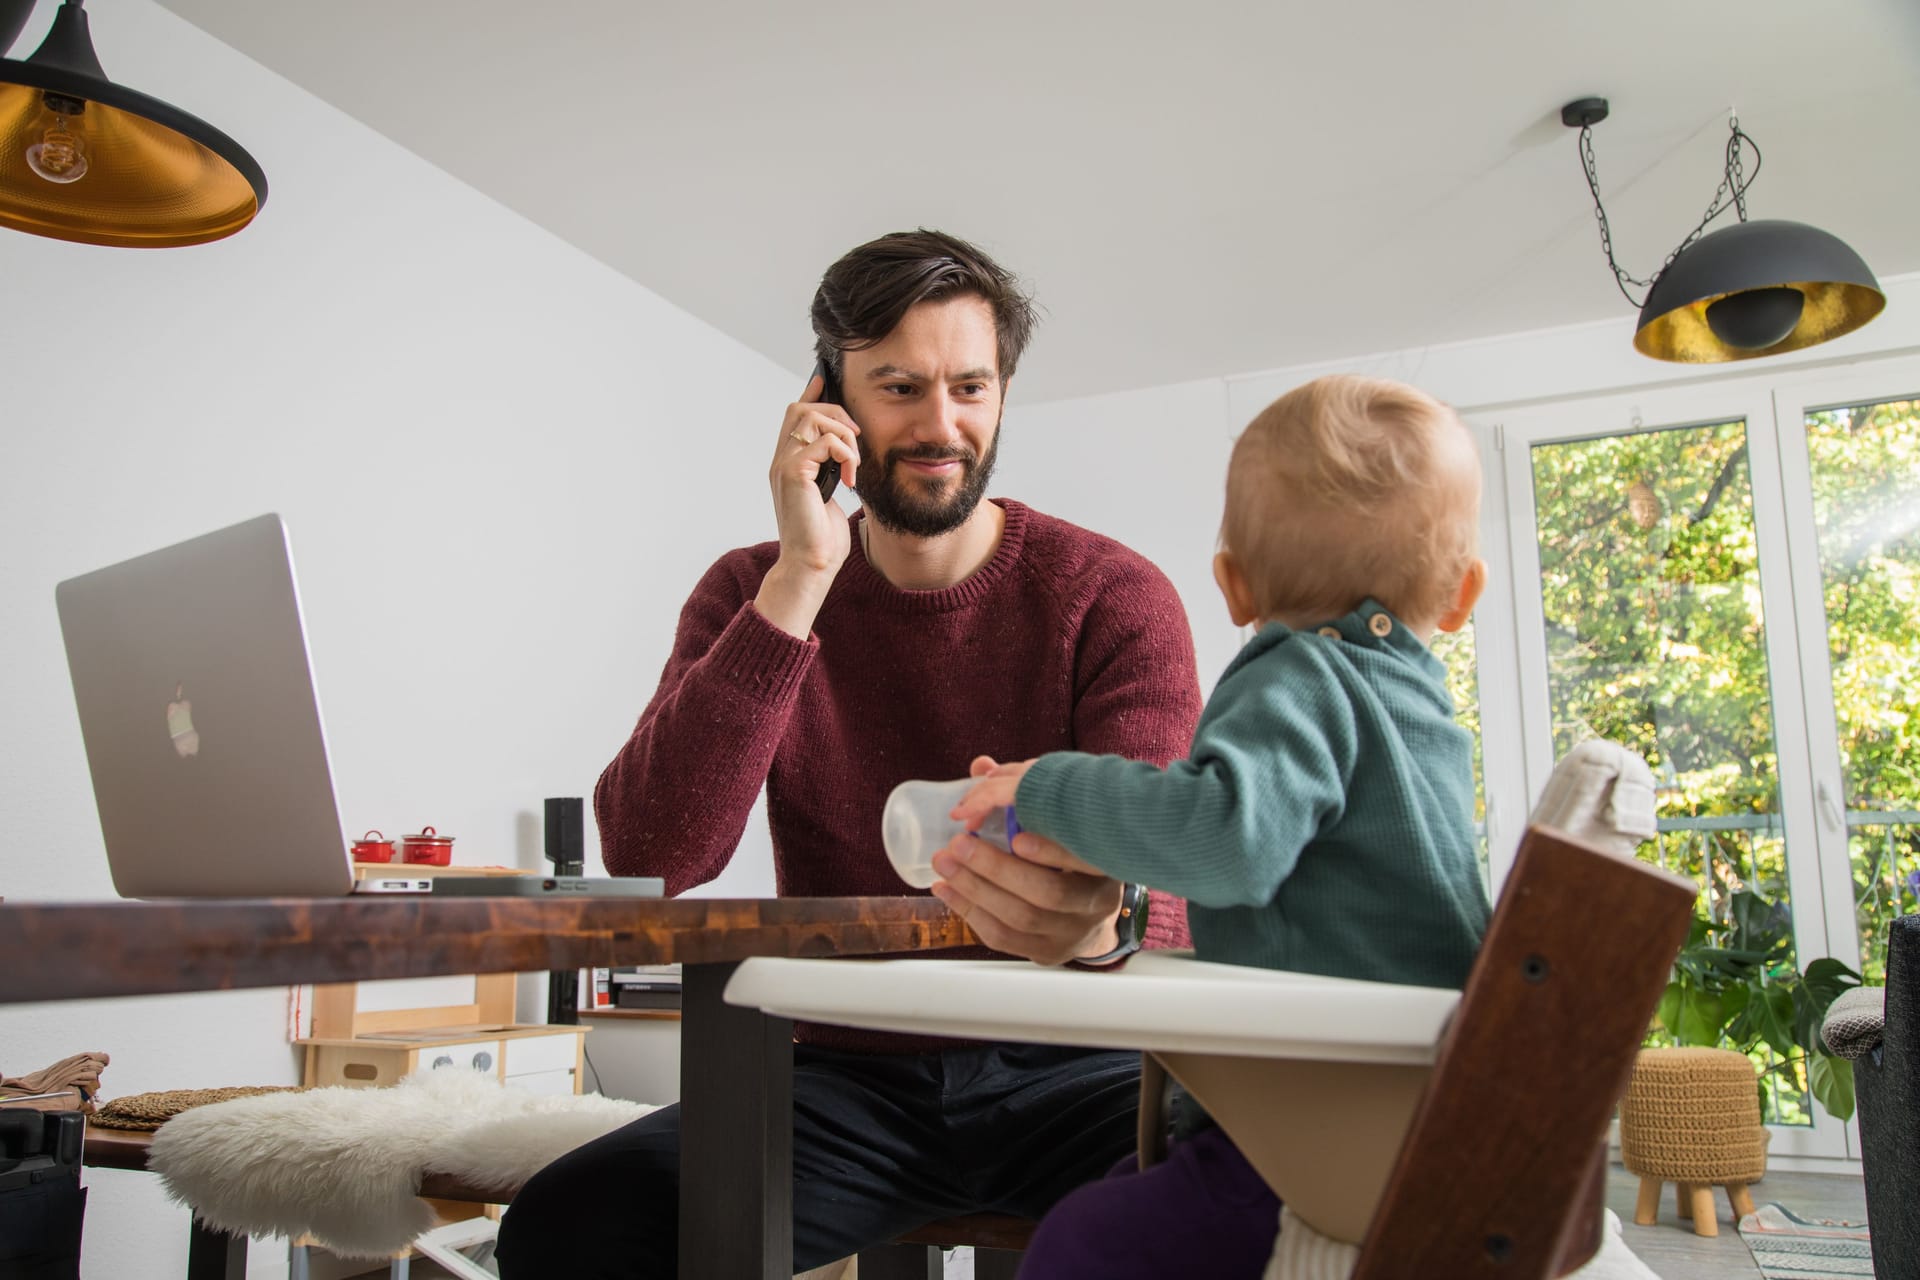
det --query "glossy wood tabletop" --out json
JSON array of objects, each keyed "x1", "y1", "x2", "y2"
[{"x1": 0, "y1": 895, "x2": 974, "y2": 1003}]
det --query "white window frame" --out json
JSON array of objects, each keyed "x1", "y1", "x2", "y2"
[{"x1": 1481, "y1": 373, "x2": 1849, "y2": 1158}]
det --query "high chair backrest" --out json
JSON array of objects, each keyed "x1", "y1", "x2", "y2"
[{"x1": 1350, "y1": 825, "x2": 1694, "y2": 1278}]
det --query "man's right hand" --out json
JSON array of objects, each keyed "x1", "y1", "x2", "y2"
[{"x1": 755, "y1": 370, "x2": 862, "y2": 639}]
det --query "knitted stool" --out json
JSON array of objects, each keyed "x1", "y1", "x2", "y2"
[{"x1": 1619, "y1": 1047, "x2": 1767, "y2": 1238}]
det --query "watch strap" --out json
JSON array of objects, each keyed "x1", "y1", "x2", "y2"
[{"x1": 1074, "y1": 882, "x2": 1149, "y2": 967}]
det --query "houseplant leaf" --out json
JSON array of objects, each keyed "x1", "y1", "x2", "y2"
[{"x1": 1807, "y1": 1050, "x2": 1856, "y2": 1122}]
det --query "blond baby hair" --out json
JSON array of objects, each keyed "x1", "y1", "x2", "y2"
[{"x1": 1221, "y1": 374, "x2": 1481, "y2": 628}]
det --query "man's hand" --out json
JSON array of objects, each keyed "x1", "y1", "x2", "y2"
[
  {"x1": 755, "y1": 370, "x2": 862, "y2": 639},
  {"x1": 930, "y1": 755, "x2": 1123, "y2": 965}
]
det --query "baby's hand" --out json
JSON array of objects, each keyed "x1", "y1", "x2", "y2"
[{"x1": 951, "y1": 754, "x2": 1035, "y2": 830}]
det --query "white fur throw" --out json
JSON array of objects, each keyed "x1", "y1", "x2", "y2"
[{"x1": 147, "y1": 1069, "x2": 655, "y2": 1258}]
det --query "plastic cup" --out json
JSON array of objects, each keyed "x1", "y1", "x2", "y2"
[{"x1": 882, "y1": 778, "x2": 1020, "y2": 889}]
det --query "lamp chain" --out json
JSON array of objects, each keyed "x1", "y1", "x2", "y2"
[{"x1": 1578, "y1": 117, "x2": 1764, "y2": 308}]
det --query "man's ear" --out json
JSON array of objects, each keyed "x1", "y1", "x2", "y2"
[
  {"x1": 1436, "y1": 558, "x2": 1488, "y2": 634},
  {"x1": 1213, "y1": 551, "x2": 1260, "y2": 628}
]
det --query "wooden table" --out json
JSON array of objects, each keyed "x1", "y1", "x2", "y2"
[{"x1": 0, "y1": 895, "x2": 973, "y2": 1280}]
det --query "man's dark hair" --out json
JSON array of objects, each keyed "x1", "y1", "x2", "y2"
[{"x1": 811, "y1": 229, "x2": 1038, "y2": 384}]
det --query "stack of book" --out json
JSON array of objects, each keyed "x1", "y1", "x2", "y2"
[{"x1": 610, "y1": 964, "x2": 682, "y2": 1011}]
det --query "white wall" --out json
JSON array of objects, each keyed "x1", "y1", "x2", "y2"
[
  {"x1": 0, "y1": 3, "x2": 792, "y2": 1275},
  {"x1": 1000, "y1": 378, "x2": 1243, "y2": 691}
]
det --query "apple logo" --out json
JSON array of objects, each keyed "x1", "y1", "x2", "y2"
[{"x1": 166, "y1": 683, "x2": 200, "y2": 757}]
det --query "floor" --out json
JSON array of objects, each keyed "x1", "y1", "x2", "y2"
[
  {"x1": 1603, "y1": 1162, "x2": 1869, "y2": 1280},
  {"x1": 347, "y1": 1162, "x2": 1870, "y2": 1279}
]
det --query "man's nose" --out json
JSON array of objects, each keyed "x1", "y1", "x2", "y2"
[{"x1": 917, "y1": 393, "x2": 962, "y2": 443}]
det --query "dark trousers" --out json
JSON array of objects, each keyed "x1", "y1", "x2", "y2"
[{"x1": 495, "y1": 1042, "x2": 1143, "y2": 1279}]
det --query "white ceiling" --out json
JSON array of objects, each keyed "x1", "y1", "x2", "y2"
[{"x1": 147, "y1": 0, "x2": 1920, "y2": 403}]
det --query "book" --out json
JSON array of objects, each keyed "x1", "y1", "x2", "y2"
[{"x1": 614, "y1": 987, "x2": 683, "y2": 1011}]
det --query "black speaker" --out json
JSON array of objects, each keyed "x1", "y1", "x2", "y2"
[
  {"x1": 545, "y1": 797, "x2": 584, "y2": 876},
  {"x1": 544, "y1": 797, "x2": 585, "y2": 1026}
]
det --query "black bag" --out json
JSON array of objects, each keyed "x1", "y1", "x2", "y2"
[{"x1": 0, "y1": 1112, "x2": 85, "y2": 1280}]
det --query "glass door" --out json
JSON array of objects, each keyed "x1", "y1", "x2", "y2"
[
  {"x1": 1494, "y1": 378, "x2": 1846, "y2": 1157},
  {"x1": 1773, "y1": 357, "x2": 1920, "y2": 989}
]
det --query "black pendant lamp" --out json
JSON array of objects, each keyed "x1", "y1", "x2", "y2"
[
  {"x1": 1564, "y1": 98, "x2": 1883, "y2": 363},
  {"x1": 0, "y1": 0, "x2": 267, "y2": 247}
]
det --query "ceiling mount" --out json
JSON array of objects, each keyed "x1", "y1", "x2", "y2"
[{"x1": 1559, "y1": 97, "x2": 1609, "y2": 129}]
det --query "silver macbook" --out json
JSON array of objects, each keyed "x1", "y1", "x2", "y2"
[{"x1": 55, "y1": 515, "x2": 663, "y2": 901}]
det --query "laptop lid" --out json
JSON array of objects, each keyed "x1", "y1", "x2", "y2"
[{"x1": 55, "y1": 514, "x2": 356, "y2": 898}]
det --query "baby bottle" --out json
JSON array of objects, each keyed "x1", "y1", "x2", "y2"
[{"x1": 882, "y1": 778, "x2": 1022, "y2": 889}]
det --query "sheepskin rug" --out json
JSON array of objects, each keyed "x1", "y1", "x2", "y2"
[{"x1": 147, "y1": 1069, "x2": 655, "y2": 1257}]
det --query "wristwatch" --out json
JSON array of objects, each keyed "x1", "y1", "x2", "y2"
[{"x1": 1076, "y1": 882, "x2": 1149, "y2": 967}]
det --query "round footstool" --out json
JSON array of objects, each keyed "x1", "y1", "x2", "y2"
[{"x1": 1619, "y1": 1047, "x2": 1768, "y2": 1238}]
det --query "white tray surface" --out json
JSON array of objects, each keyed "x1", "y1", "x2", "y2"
[{"x1": 725, "y1": 951, "x2": 1458, "y2": 1065}]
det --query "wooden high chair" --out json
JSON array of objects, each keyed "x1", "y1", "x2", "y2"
[{"x1": 727, "y1": 822, "x2": 1695, "y2": 1278}]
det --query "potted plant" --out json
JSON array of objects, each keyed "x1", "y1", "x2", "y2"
[{"x1": 1654, "y1": 887, "x2": 1863, "y2": 1121}]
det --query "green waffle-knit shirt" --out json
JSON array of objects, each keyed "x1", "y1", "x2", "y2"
[{"x1": 1015, "y1": 598, "x2": 1490, "y2": 990}]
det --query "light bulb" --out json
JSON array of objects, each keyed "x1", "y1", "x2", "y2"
[
  {"x1": 1704, "y1": 286, "x2": 1804, "y2": 351},
  {"x1": 26, "y1": 101, "x2": 89, "y2": 184}
]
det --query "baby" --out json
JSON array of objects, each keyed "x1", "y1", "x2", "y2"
[{"x1": 946, "y1": 373, "x2": 1493, "y2": 1279}]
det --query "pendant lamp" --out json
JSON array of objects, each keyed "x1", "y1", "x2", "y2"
[
  {"x1": 0, "y1": 0, "x2": 267, "y2": 247},
  {"x1": 1564, "y1": 98, "x2": 1883, "y2": 363}
]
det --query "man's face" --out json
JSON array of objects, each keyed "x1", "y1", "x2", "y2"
[{"x1": 839, "y1": 294, "x2": 1004, "y2": 538}]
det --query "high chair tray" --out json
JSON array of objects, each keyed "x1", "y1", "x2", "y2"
[{"x1": 724, "y1": 951, "x2": 1459, "y2": 1065}]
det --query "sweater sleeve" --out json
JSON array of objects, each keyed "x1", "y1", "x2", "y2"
[
  {"x1": 1017, "y1": 642, "x2": 1356, "y2": 911},
  {"x1": 594, "y1": 555, "x2": 814, "y2": 892},
  {"x1": 1062, "y1": 553, "x2": 1204, "y2": 950}
]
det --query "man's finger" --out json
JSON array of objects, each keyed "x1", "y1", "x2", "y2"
[{"x1": 930, "y1": 883, "x2": 1061, "y2": 964}]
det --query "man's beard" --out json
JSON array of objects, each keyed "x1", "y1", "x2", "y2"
[{"x1": 856, "y1": 426, "x2": 1000, "y2": 538}]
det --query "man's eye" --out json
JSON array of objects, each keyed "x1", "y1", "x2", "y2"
[
  {"x1": 959, "y1": 383, "x2": 987, "y2": 396},
  {"x1": 882, "y1": 384, "x2": 915, "y2": 396}
]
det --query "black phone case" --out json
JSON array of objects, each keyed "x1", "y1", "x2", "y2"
[{"x1": 813, "y1": 359, "x2": 842, "y2": 502}]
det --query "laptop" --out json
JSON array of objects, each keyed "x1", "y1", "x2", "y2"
[{"x1": 54, "y1": 514, "x2": 664, "y2": 901}]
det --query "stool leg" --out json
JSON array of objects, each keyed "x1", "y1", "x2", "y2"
[
  {"x1": 1727, "y1": 1182, "x2": 1756, "y2": 1219},
  {"x1": 289, "y1": 1243, "x2": 311, "y2": 1280},
  {"x1": 1675, "y1": 1183, "x2": 1694, "y2": 1220},
  {"x1": 1688, "y1": 1185, "x2": 1718, "y2": 1238},
  {"x1": 1633, "y1": 1178, "x2": 1662, "y2": 1226}
]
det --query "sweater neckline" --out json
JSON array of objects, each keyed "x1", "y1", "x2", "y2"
[{"x1": 841, "y1": 498, "x2": 1029, "y2": 614}]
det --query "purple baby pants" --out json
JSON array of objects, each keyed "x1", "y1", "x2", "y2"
[{"x1": 1014, "y1": 1125, "x2": 1281, "y2": 1279}]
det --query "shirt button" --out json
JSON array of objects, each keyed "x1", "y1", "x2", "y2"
[
  {"x1": 1368, "y1": 613, "x2": 1393, "y2": 637},
  {"x1": 1317, "y1": 626, "x2": 1341, "y2": 639}
]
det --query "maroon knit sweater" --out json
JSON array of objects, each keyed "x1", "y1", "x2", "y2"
[{"x1": 596, "y1": 499, "x2": 1202, "y2": 1052}]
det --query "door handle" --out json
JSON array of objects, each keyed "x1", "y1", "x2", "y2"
[{"x1": 1816, "y1": 782, "x2": 1845, "y2": 833}]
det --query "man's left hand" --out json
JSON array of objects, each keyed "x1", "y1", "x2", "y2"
[{"x1": 929, "y1": 829, "x2": 1123, "y2": 966}]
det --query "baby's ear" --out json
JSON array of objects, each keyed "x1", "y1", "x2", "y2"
[
  {"x1": 1436, "y1": 558, "x2": 1488, "y2": 633},
  {"x1": 1213, "y1": 551, "x2": 1260, "y2": 628}
]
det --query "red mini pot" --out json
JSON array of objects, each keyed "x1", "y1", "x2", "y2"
[{"x1": 401, "y1": 826, "x2": 455, "y2": 866}]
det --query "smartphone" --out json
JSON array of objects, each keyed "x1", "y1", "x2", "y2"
[{"x1": 812, "y1": 358, "x2": 843, "y2": 503}]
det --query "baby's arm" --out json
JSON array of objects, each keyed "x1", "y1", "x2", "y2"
[{"x1": 1012, "y1": 655, "x2": 1358, "y2": 908}]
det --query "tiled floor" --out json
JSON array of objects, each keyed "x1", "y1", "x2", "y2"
[{"x1": 1605, "y1": 1162, "x2": 1869, "y2": 1280}]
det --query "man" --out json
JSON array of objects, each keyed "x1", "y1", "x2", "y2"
[{"x1": 496, "y1": 229, "x2": 1202, "y2": 1278}]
